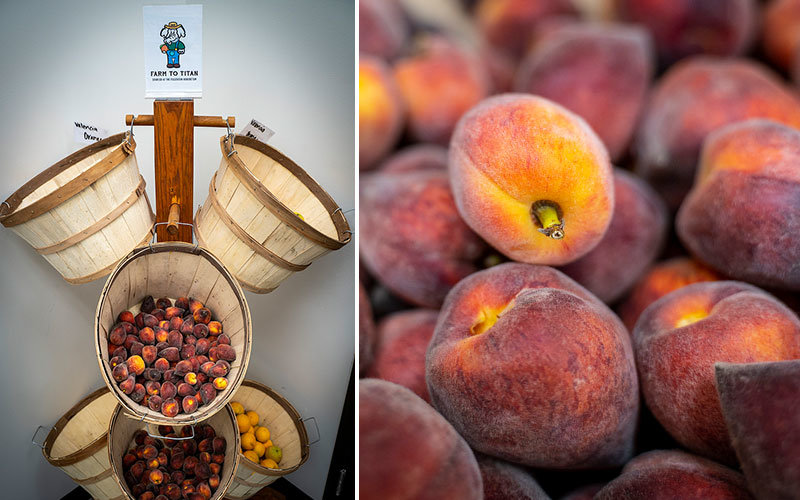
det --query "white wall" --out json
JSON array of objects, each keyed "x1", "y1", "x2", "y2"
[{"x1": 0, "y1": 1, "x2": 354, "y2": 498}]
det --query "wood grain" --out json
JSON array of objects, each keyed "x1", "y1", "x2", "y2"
[{"x1": 154, "y1": 100, "x2": 194, "y2": 242}]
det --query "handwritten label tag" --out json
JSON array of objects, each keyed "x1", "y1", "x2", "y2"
[
  {"x1": 240, "y1": 118, "x2": 275, "y2": 143},
  {"x1": 143, "y1": 5, "x2": 203, "y2": 98},
  {"x1": 74, "y1": 121, "x2": 108, "y2": 145}
]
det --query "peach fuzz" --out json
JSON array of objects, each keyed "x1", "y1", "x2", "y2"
[
  {"x1": 393, "y1": 35, "x2": 490, "y2": 145},
  {"x1": 476, "y1": 454, "x2": 550, "y2": 500},
  {"x1": 618, "y1": 257, "x2": 721, "y2": 330},
  {"x1": 634, "y1": 57, "x2": 800, "y2": 210},
  {"x1": 359, "y1": 55, "x2": 403, "y2": 170},
  {"x1": 559, "y1": 168, "x2": 667, "y2": 304},
  {"x1": 360, "y1": 169, "x2": 486, "y2": 308},
  {"x1": 514, "y1": 23, "x2": 653, "y2": 161},
  {"x1": 359, "y1": 282, "x2": 376, "y2": 376},
  {"x1": 378, "y1": 143, "x2": 447, "y2": 173},
  {"x1": 633, "y1": 281, "x2": 800, "y2": 464},
  {"x1": 616, "y1": 0, "x2": 756, "y2": 64},
  {"x1": 763, "y1": 0, "x2": 800, "y2": 72},
  {"x1": 426, "y1": 263, "x2": 638, "y2": 468},
  {"x1": 677, "y1": 119, "x2": 800, "y2": 290},
  {"x1": 366, "y1": 309, "x2": 438, "y2": 402},
  {"x1": 715, "y1": 360, "x2": 800, "y2": 499},
  {"x1": 449, "y1": 93, "x2": 614, "y2": 265},
  {"x1": 360, "y1": 379, "x2": 482, "y2": 499},
  {"x1": 475, "y1": 0, "x2": 574, "y2": 57},
  {"x1": 594, "y1": 450, "x2": 753, "y2": 499},
  {"x1": 359, "y1": 0, "x2": 408, "y2": 60}
]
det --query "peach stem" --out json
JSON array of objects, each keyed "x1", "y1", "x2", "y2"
[{"x1": 531, "y1": 200, "x2": 564, "y2": 239}]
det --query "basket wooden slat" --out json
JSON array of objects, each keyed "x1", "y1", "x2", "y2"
[
  {"x1": 0, "y1": 133, "x2": 155, "y2": 283},
  {"x1": 95, "y1": 242, "x2": 252, "y2": 425},
  {"x1": 225, "y1": 380, "x2": 310, "y2": 499},
  {"x1": 108, "y1": 404, "x2": 240, "y2": 499},
  {"x1": 194, "y1": 135, "x2": 351, "y2": 293},
  {"x1": 41, "y1": 387, "x2": 126, "y2": 500}
]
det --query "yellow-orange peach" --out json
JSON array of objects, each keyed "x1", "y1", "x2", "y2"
[
  {"x1": 633, "y1": 281, "x2": 800, "y2": 463},
  {"x1": 618, "y1": 257, "x2": 721, "y2": 330},
  {"x1": 359, "y1": 56, "x2": 403, "y2": 170},
  {"x1": 475, "y1": 0, "x2": 574, "y2": 57},
  {"x1": 449, "y1": 94, "x2": 614, "y2": 265}
]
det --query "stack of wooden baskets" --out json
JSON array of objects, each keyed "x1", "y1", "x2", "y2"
[{"x1": 25, "y1": 133, "x2": 326, "y2": 499}]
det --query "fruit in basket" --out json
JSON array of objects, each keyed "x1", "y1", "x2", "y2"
[
  {"x1": 253, "y1": 441, "x2": 265, "y2": 458},
  {"x1": 266, "y1": 445, "x2": 282, "y2": 464},
  {"x1": 236, "y1": 414, "x2": 251, "y2": 434},
  {"x1": 244, "y1": 450, "x2": 259, "y2": 463},
  {"x1": 255, "y1": 426, "x2": 269, "y2": 443},
  {"x1": 241, "y1": 432, "x2": 256, "y2": 451},
  {"x1": 261, "y1": 458, "x2": 278, "y2": 469},
  {"x1": 126, "y1": 356, "x2": 145, "y2": 377},
  {"x1": 245, "y1": 411, "x2": 259, "y2": 427},
  {"x1": 449, "y1": 94, "x2": 613, "y2": 266}
]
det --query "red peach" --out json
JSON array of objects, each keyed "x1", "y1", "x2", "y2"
[{"x1": 359, "y1": 55, "x2": 404, "y2": 170}]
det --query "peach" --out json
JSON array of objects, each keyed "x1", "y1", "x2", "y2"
[
  {"x1": 180, "y1": 344, "x2": 195, "y2": 360},
  {"x1": 618, "y1": 257, "x2": 721, "y2": 330},
  {"x1": 130, "y1": 383, "x2": 146, "y2": 403},
  {"x1": 160, "y1": 347, "x2": 180, "y2": 362},
  {"x1": 129, "y1": 341, "x2": 144, "y2": 357},
  {"x1": 427, "y1": 263, "x2": 638, "y2": 467},
  {"x1": 141, "y1": 296, "x2": 156, "y2": 314},
  {"x1": 177, "y1": 383, "x2": 196, "y2": 398},
  {"x1": 763, "y1": 0, "x2": 800, "y2": 73},
  {"x1": 192, "y1": 308, "x2": 211, "y2": 325},
  {"x1": 594, "y1": 449, "x2": 753, "y2": 499},
  {"x1": 360, "y1": 169, "x2": 486, "y2": 308},
  {"x1": 194, "y1": 338, "x2": 209, "y2": 355},
  {"x1": 449, "y1": 94, "x2": 614, "y2": 265},
  {"x1": 161, "y1": 398, "x2": 179, "y2": 417},
  {"x1": 126, "y1": 355, "x2": 146, "y2": 376},
  {"x1": 212, "y1": 436, "x2": 225, "y2": 454},
  {"x1": 393, "y1": 35, "x2": 490, "y2": 145},
  {"x1": 366, "y1": 309, "x2": 438, "y2": 402},
  {"x1": 558, "y1": 168, "x2": 667, "y2": 303},
  {"x1": 360, "y1": 55, "x2": 404, "y2": 170},
  {"x1": 475, "y1": 0, "x2": 574, "y2": 57},
  {"x1": 215, "y1": 344, "x2": 236, "y2": 362},
  {"x1": 156, "y1": 298, "x2": 171, "y2": 310},
  {"x1": 182, "y1": 395, "x2": 197, "y2": 413},
  {"x1": 207, "y1": 321, "x2": 222, "y2": 335},
  {"x1": 677, "y1": 120, "x2": 800, "y2": 290},
  {"x1": 145, "y1": 381, "x2": 160, "y2": 397},
  {"x1": 560, "y1": 484, "x2": 605, "y2": 500},
  {"x1": 167, "y1": 314, "x2": 183, "y2": 330},
  {"x1": 359, "y1": 282, "x2": 376, "y2": 376},
  {"x1": 112, "y1": 346, "x2": 128, "y2": 360},
  {"x1": 148, "y1": 395, "x2": 163, "y2": 412},
  {"x1": 216, "y1": 334, "x2": 230, "y2": 345},
  {"x1": 634, "y1": 57, "x2": 800, "y2": 209},
  {"x1": 515, "y1": 24, "x2": 653, "y2": 161},
  {"x1": 616, "y1": 0, "x2": 756, "y2": 63},
  {"x1": 179, "y1": 317, "x2": 194, "y2": 336},
  {"x1": 154, "y1": 357, "x2": 169, "y2": 373},
  {"x1": 633, "y1": 281, "x2": 800, "y2": 463},
  {"x1": 199, "y1": 383, "x2": 216, "y2": 405},
  {"x1": 212, "y1": 377, "x2": 227, "y2": 391},
  {"x1": 118, "y1": 311, "x2": 135, "y2": 324},
  {"x1": 154, "y1": 329, "x2": 168, "y2": 344},
  {"x1": 109, "y1": 324, "x2": 127, "y2": 346},
  {"x1": 188, "y1": 298, "x2": 203, "y2": 314},
  {"x1": 359, "y1": 0, "x2": 407, "y2": 60},
  {"x1": 476, "y1": 454, "x2": 550, "y2": 499},
  {"x1": 112, "y1": 363, "x2": 129, "y2": 383},
  {"x1": 175, "y1": 297, "x2": 189, "y2": 310},
  {"x1": 142, "y1": 313, "x2": 158, "y2": 329},
  {"x1": 716, "y1": 360, "x2": 800, "y2": 499},
  {"x1": 360, "y1": 379, "x2": 482, "y2": 499},
  {"x1": 379, "y1": 144, "x2": 448, "y2": 173},
  {"x1": 142, "y1": 345, "x2": 157, "y2": 366}
]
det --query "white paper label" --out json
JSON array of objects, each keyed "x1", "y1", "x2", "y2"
[
  {"x1": 240, "y1": 118, "x2": 275, "y2": 143},
  {"x1": 143, "y1": 5, "x2": 203, "y2": 98},
  {"x1": 74, "y1": 121, "x2": 108, "y2": 145}
]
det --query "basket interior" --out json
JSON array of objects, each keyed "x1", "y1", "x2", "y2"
[
  {"x1": 235, "y1": 143, "x2": 339, "y2": 241},
  {"x1": 48, "y1": 391, "x2": 118, "y2": 460},
  {"x1": 233, "y1": 384, "x2": 304, "y2": 471},
  {"x1": 97, "y1": 248, "x2": 249, "y2": 423},
  {"x1": 109, "y1": 405, "x2": 240, "y2": 499},
  {"x1": 18, "y1": 143, "x2": 120, "y2": 211}
]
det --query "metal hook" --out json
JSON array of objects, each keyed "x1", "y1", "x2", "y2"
[
  {"x1": 31, "y1": 426, "x2": 50, "y2": 449},
  {"x1": 149, "y1": 222, "x2": 196, "y2": 251},
  {"x1": 129, "y1": 115, "x2": 135, "y2": 137},
  {"x1": 0, "y1": 201, "x2": 10, "y2": 216},
  {"x1": 332, "y1": 207, "x2": 342, "y2": 215},
  {"x1": 302, "y1": 416, "x2": 321, "y2": 446}
]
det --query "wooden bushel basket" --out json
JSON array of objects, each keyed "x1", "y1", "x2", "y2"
[
  {"x1": 0, "y1": 133, "x2": 154, "y2": 284},
  {"x1": 194, "y1": 135, "x2": 351, "y2": 293},
  {"x1": 37, "y1": 387, "x2": 126, "y2": 500},
  {"x1": 95, "y1": 241, "x2": 252, "y2": 425},
  {"x1": 224, "y1": 380, "x2": 312, "y2": 500},
  {"x1": 108, "y1": 403, "x2": 240, "y2": 499}
]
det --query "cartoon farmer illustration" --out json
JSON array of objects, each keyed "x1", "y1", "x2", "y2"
[{"x1": 160, "y1": 21, "x2": 186, "y2": 68}]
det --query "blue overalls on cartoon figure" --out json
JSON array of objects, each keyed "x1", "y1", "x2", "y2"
[{"x1": 160, "y1": 21, "x2": 186, "y2": 69}]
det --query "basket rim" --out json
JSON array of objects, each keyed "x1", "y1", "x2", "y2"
[
  {"x1": 0, "y1": 132, "x2": 134, "y2": 227},
  {"x1": 220, "y1": 134, "x2": 352, "y2": 249},
  {"x1": 94, "y1": 241, "x2": 252, "y2": 426},
  {"x1": 107, "y1": 402, "x2": 241, "y2": 499},
  {"x1": 42, "y1": 386, "x2": 114, "y2": 467},
  {"x1": 235, "y1": 379, "x2": 311, "y2": 476}
]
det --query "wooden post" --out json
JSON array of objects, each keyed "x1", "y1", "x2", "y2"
[
  {"x1": 154, "y1": 100, "x2": 194, "y2": 242},
  {"x1": 124, "y1": 109, "x2": 234, "y2": 244}
]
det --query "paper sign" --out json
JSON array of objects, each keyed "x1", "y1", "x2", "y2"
[
  {"x1": 240, "y1": 118, "x2": 275, "y2": 143},
  {"x1": 74, "y1": 121, "x2": 108, "y2": 145},
  {"x1": 143, "y1": 5, "x2": 203, "y2": 98}
]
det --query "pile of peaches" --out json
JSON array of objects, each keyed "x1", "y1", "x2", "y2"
[
  {"x1": 120, "y1": 424, "x2": 226, "y2": 500},
  {"x1": 106, "y1": 295, "x2": 236, "y2": 418},
  {"x1": 359, "y1": 0, "x2": 800, "y2": 498}
]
